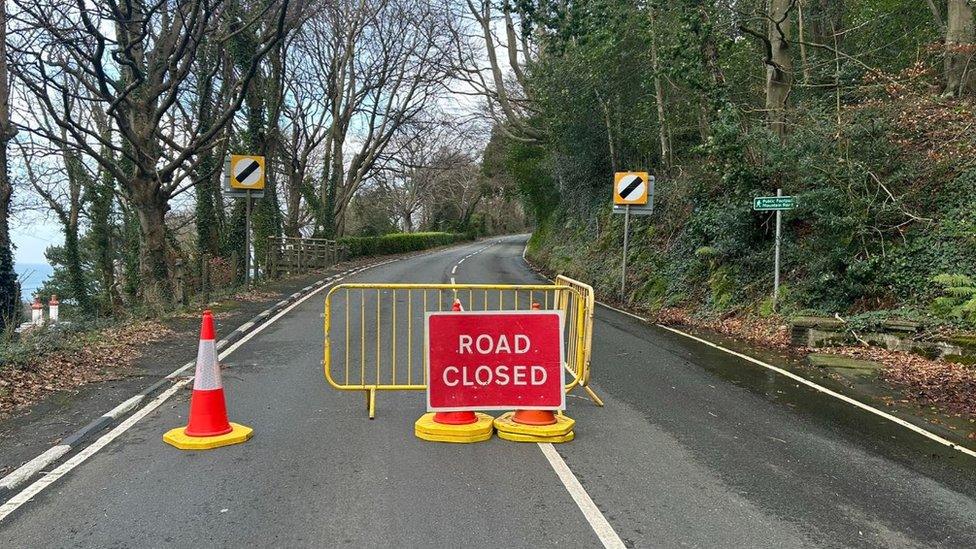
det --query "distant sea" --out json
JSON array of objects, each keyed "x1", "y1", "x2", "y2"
[{"x1": 15, "y1": 262, "x2": 53, "y2": 300}]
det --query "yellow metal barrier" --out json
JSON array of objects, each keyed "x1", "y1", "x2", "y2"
[
  {"x1": 555, "y1": 275, "x2": 603, "y2": 406},
  {"x1": 323, "y1": 283, "x2": 592, "y2": 418}
]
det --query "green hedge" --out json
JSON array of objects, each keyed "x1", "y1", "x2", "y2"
[{"x1": 338, "y1": 232, "x2": 469, "y2": 258}]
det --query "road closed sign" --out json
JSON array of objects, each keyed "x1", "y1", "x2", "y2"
[{"x1": 426, "y1": 311, "x2": 565, "y2": 412}]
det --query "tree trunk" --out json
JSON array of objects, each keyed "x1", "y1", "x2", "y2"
[
  {"x1": 797, "y1": 1, "x2": 811, "y2": 85},
  {"x1": 62, "y1": 154, "x2": 93, "y2": 315},
  {"x1": 0, "y1": 1, "x2": 17, "y2": 331},
  {"x1": 946, "y1": 0, "x2": 976, "y2": 96},
  {"x1": 283, "y1": 156, "x2": 303, "y2": 237},
  {"x1": 650, "y1": 7, "x2": 671, "y2": 167},
  {"x1": 90, "y1": 156, "x2": 119, "y2": 313},
  {"x1": 807, "y1": 0, "x2": 844, "y2": 45},
  {"x1": 62, "y1": 221, "x2": 91, "y2": 315},
  {"x1": 131, "y1": 185, "x2": 172, "y2": 309},
  {"x1": 767, "y1": 0, "x2": 793, "y2": 140}
]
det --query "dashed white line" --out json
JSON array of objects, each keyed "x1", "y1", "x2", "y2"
[
  {"x1": 0, "y1": 259, "x2": 396, "y2": 522},
  {"x1": 0, "y1": 380, "x2": 189, "y2": 521},
  {"x1": 538, "y1": 443, "x2": 626, "y2": 548}
]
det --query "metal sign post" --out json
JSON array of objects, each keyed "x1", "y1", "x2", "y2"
[
  {"x1": 245, "y1": 189, "x2": 252, "y2": 286},
  {"x1": 621, "y1": 205, "x2": 630, "y2": 298},
  {"x1": 753, "y1": 190, "x2": 796, "y2": 312},
  {"x1": 773, "y1": 188, "x2": 782, "y2": 310}
]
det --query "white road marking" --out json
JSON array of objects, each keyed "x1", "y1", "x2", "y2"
[
  {"x1": 0, "y1": 393, "x2": 147, "y2": 491},
  {"x1": 450, "y1": 276, "x2": 455, "y2": 285},
  {"x1": 0, "y1": 446, "x2": 70, "y2": 491},
  {"x1": 521, "y1": 237, "x2": 976, "y2": 459},
  {"x1": 0, "y1": 260, "x2": 396, "y2": 522},
  {"x1": 538, "y1": 443, "x2": 626, "y2": 548},
  {"x1": 597, "y1": 301, "x2": 976, "y2": 459},
  {"x1": 451, "y1": 265, "x2": 457, "y2": 274},
  {"x1": 0, "y1": 380, "x2": 189, "y2": 521}
]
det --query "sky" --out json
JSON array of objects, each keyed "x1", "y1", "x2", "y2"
[{"x1": 12, "y1": 214, "x2": 62, "y2": 264}]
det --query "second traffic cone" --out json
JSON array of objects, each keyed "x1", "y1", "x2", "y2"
[
  {"x1": 494, "y1": 301, "x2": 575, "y2": 443},
  {"x1": 415, "y1": 297, "x2": 494, "y2": 443},
  {"x1": 164, "y1": 310, "x2": 253, "y2": 450}
]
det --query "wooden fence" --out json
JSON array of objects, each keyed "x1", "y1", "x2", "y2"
[{"x1": 266, "y1": 237, "x2": 338, "y2": 278}]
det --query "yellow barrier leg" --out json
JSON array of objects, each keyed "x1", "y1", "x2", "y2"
[
  {"x1": 368, "y1": 387, "x2": 376, "y2": 419},
  {"x1": 582, "y1": 384, "x2": 605, "y2": 407}
]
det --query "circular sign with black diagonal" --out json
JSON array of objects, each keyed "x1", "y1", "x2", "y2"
[
  {"x1": 613, "y1": 172, "x2": 649, "y2": 205},
  {"x1": 230, "y1": 155, "x2": 265, "y2": 190}
]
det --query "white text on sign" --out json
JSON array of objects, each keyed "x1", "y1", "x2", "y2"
[{"x1": 426, "y1": 311, "x2": 565, "y2": 411}]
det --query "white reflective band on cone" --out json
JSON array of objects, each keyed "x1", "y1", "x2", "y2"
[{"x1": 193, "y1": 340, "x2": 222, "y2": 391}]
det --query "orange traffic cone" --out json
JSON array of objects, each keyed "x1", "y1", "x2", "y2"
[
  {"x1": 415, "y1": 297, "x2": 494, "y2": 442},
  {"x1": 494, "y1": 301, "x2": 575, "y2": 442},
  {"x1": 432, "y1": 299, "x2": 478, "y2": 426},
  {"x1": 163, "y1": 310, "x2": 253, "y2": 450}
]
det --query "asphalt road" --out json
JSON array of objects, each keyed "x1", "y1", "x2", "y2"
[{"x1": 2, "y1": 235, "x2": 976, "y2": 548}]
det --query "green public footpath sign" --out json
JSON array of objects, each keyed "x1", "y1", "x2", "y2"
[{"x1": 753, "y1": 196, "x2": 797, "y2": 211}]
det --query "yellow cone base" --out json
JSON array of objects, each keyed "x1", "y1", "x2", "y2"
[
  {"x1": 414, "y1": 413, "x2": 494, "y2": 443},
  {"x1": 493, "y1": 412, "x2": 575, "y2": 443},
  {"x1": 497, "y1": 430, "x2": 576, "y2": 443},
  {"x1": 163, "y1": 422, "x2": 253, "y2": 450}
]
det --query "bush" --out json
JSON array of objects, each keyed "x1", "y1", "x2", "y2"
[
  {"x1": 338, "y1": 232, "x2": 470, "y2": 259},
  {"x1": 931, "y1": 274, "x2": 976, "y2": 323}
]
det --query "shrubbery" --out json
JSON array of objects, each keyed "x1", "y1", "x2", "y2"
[{"x1": 339, "y1": 232, "x2": 470, "y2": 258}]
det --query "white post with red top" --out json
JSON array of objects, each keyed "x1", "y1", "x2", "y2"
[
  {"x1": 48, "y1": 295, "x2": 59, "y2": 323},
  {"x1": 31, "y1": 297, "x2": 43, "y2": 325}
]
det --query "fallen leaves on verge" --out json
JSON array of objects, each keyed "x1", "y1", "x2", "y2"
[
  {"x1": 655, "y1": 307, "x2": 976, "y2": 421},
  {"x1": 233, "y1": 289, "x2": 280, "y2": 303},
  {"x1": 0, "y1": 322, "x2": 173, "y2": 419},
  {"x1": 654, "y1": 307, "x2": 792, "y2": 348}
]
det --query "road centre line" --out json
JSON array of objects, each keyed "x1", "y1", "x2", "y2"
[
  {"x1": 0, "y1": 259, "x2": 397, "y2": 523},
  {"x1": 596, "y1": 301, "x2": 976, "y2": 460},
  {"x1": 539, "y1": 444, "x2": 626, "y2": 548},
  {"x1": 459, "y1": 239, "x2": 624, "y2": 546}
]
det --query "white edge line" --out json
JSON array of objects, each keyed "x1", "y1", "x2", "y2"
[
  {"x1": 0, "y1": 259, "x2": 398, "y2": 522},
  {"x1": 525, "y1": 236, "x2": 976, "y2": 459},
  {"x1": 0, "y1": 380, "x2": 189, "y2": 521},
  {"x1": 538, "y1": 443, "x2": 626, "y2": 549},
  {"x1": 596, "y1": 301, "x2": 976, "y2": 459}
]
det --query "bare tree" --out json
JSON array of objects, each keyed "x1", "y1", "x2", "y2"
[
  {"x1": 378, "y1": 121, "x2": 469, "y2": 232},
  {"x1": 8, "y1": 0, "x2": 290, "y2": 307},
  {"x1": 447, "y1": 0, "x2": 543, "y2": 143},
  {"x1": 302, "y1": 0, "x2": 453, "y2": 237}
]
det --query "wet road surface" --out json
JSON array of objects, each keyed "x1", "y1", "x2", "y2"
[{"x1": 1, "y1": 235, "x2": 975, "y2": 547}]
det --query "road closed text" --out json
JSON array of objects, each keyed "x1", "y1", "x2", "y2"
[{"x1": 426, "y1": 311, "x2": 565, "y2": 411}]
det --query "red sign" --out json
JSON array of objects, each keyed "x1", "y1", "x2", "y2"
[{"x1": 426, "y1": 311, "x2": 565, "y2": 411}]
